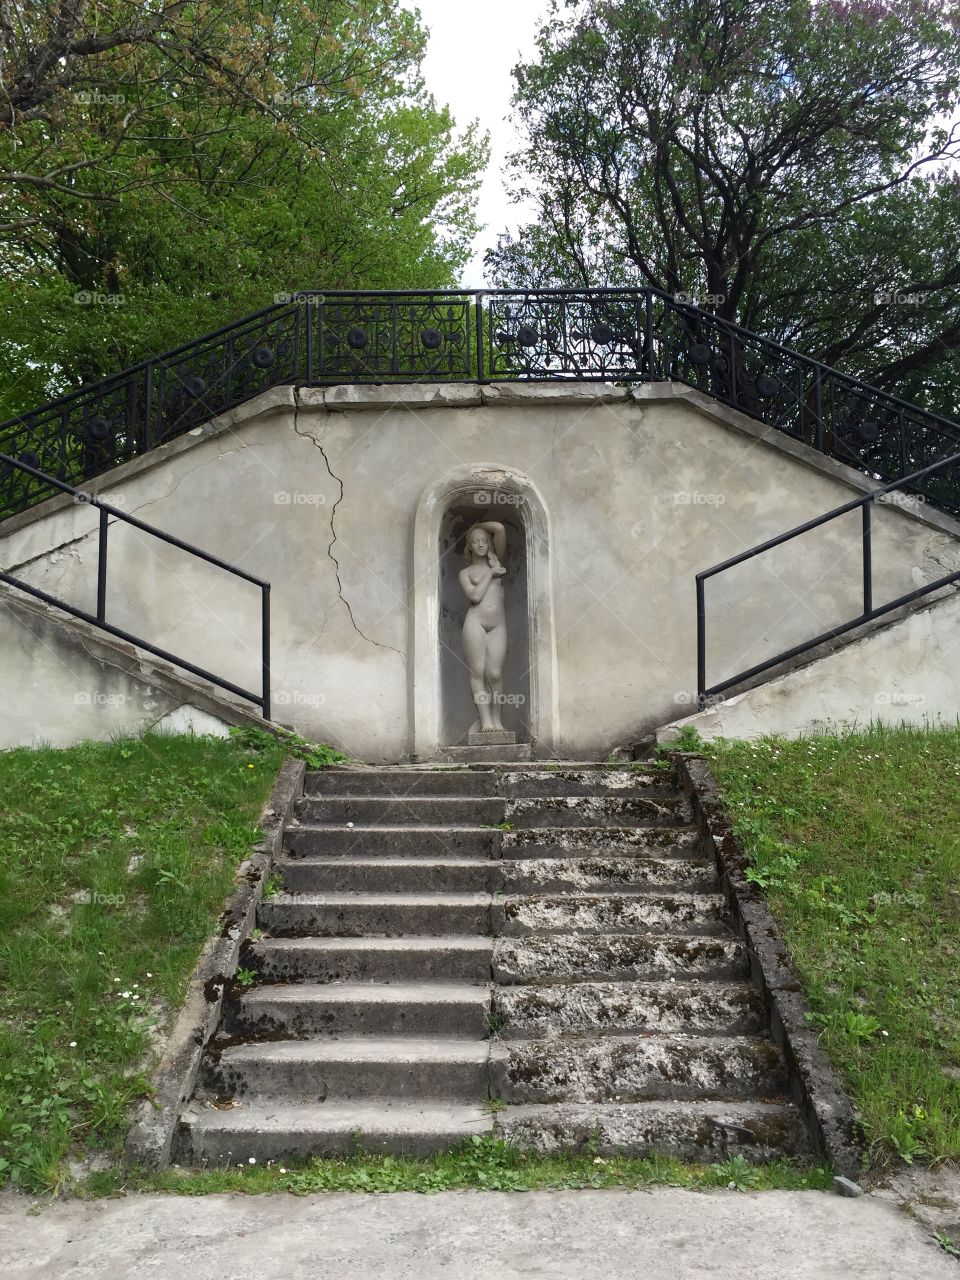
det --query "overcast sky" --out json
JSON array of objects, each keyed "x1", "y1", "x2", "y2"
[{"x1": 402, "y1": 0, "x2": 545, "y2": 286}]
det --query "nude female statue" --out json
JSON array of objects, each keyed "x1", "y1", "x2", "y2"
[{"x1": 459, "y1": 521, "x2": 508, "y2": 732}]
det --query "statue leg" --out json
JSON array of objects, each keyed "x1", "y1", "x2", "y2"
[
  {"x1": 463, "y1": 612, "x2": 495, "y2": 730},
  {"x1": 485, "y1": 622, "x2": 507, "y2": 730}
]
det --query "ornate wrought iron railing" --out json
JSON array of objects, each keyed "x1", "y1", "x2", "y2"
[
  {"x1": 2, "y1": 287, "x2": 960, "y2": 521},
  {"x1": 0, "y1": 452, "x2": 271, "y2": 717},
  {"x1": 696, "y1": 450, "x2": 960, "y2": 704}
]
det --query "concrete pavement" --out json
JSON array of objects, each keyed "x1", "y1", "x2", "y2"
[{"x1": 1, "y1": 1188, "x2": 955, "y2": 1279}]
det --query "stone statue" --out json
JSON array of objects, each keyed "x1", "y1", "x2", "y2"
[{"x1": 459, "y1": 520, "x2": 508, "y2": 733}]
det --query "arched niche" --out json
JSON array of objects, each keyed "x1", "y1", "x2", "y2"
[
  {"x1": 439, "y1": 500, "x2": 530, "y2": 745},
  {"x1": 410, "y1": 465, "x2": 559, "y2": 759}
]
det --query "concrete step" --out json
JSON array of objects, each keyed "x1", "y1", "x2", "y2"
[
  {"x1": 249, "y1": 936, "x2": 494, "y2": 984},
  {"x1": 495, "y1": 1099, "x2": 809, "y2": 1160},
  {"x1": 497, "y1": 768, "x2": 664, "y2": 796},
  {"x1": 495, "y1": 892, "x2": 727, "y2": 937},
  {"x1": 498, "y1": 855, "x2": 717, "y2": 894},
  {"x1": 295, "y1": 796, "x2": 507, "y2": 826},
  {"x1": 257, "y1": 892, "x2": 492, "y2": 938},
  {"x1": 505, "y1": 795, "x2": 688, "y2": 828},
  {"x1": 502, "y1": 826, "x2": 700, "y2": 858},
  {"x1": 492, "y1": 933, "x2": 748, "y2": 984},
  {"x1": 303, "y1": 767, "x2": 663, "y2": 798},
  {"x1": 201, "y1": 1037, "x2": 508, "y2": 1102},
  {"x1": 305, "y1": 769, "x2": 499, "y2": 797},
  {"x1": 501, "y1": 1033, "x2": 786, "y2": 1103},
  {"x1": 284, "y1": 825, "x2": 500, "y2": 859},
  {"x1": 178, "y1": 1100, "x2": 492, "y2": 1163},
  {"x1": 279, "y1": 857, "x2": 498, "y2": 895},
  {"x1": 276, "y1": 854, "x2": 715, "y2": 896},
  {"x1": 493, "y1": 980, "x2": 763, "y2": 1038},
  {"x1": 229, "y1": 982, "x2": 491, "y2": 1038},
  {"x1": 293, "y1": 794, "x2": 687, "y2": 829}
]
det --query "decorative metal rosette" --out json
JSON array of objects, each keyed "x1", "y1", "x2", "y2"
[{"x1": 313, "y1": 296, "x2": 470, "y2": 379}]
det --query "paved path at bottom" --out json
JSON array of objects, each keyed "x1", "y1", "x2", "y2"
[{"x1": 0, "y1": 1187, "x2": 954, "y2": 1279}]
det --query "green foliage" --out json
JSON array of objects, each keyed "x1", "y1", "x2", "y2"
[
  {"x1": 0, "y1": 0, "x2": 488, "y2": 419},
  {"x1": 228, "y1": 725, "x2": 347, "y2": 770},
  {"x1": 712, "y1": 1154, "x2": 761, "y2": 1191},
  {"x1": 491, "y1": 0, "x2": 960, "y2": 415},
  {"x1": 669, "y1": 727, "x2": 705, "y2": 754},
  {"x1": 0, "y1": 731, "x2": 286, "y2": 1191},
  {"x1": 709, "y1": 725, "x2": 960, "y2": 1165},
  {"x1": 82, "y1": 1140, "x2": 834, "y2": 1197}
]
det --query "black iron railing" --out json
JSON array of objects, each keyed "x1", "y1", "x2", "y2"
[
  {"x1": 696, "y1": 450, "x2": 960, "y2": 704},
  {"x1": 2, "y1": 288, "x2": 960, "y2": 522},
  {"x1": 0, "y1": 452, "x2": 271, "y2": 717}
]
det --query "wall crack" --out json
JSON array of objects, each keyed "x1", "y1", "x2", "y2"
[{"x1": 292, "y1": 387, "x2": 402, "y2": 658}]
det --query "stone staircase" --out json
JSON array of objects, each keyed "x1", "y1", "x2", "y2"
[{"x1": 175, "y1": 763, "x2": 810, "y2": 1164}]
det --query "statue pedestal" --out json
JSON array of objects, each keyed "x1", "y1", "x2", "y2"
[{"x1": 467, "y1": 728, "x2": 516, "y2": 747}]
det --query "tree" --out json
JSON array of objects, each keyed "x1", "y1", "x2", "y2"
[
  {"x1": 488, "y1": 0, "x2": 960, "y2": 414},
  {"x1": 0, "y1": 1, "x2": 487, "y2": 417}
]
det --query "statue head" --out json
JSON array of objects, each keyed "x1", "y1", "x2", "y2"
[{"x1": 464, "y1": 520, "x2": 507, "y2": 567}]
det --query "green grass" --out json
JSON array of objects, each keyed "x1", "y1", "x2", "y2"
[
  {"x1": 708, "y1": 724, "x2": 960, "y2": 1167},
  {"x1": 78, "y1": 1138, "x2": 832, "y2": 1196},
  {"x1": 0, "y1": 730, "x2": 288, "y2": 1192}
]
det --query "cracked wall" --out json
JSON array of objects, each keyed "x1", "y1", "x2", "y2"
[{"x1": 2, "y1": 381, "x2": 960, "y2": 759}]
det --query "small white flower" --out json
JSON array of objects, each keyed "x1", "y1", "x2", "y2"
[
  {"x1": 248, "y1": 1157, "x2": 256, "y2": 1164},
  {"x1": 146, "y1": 973, "x2": 153, "y2": 978},
  {"x1": 881, "y1": 1030, "x2": 889, "y2": 1037},
  {"x1": 280, "y1": 1168, "x2": 287, "y2": 1174},
  {"x1": 69, "y1": 1041, "x2": 77, "y2": 1048}
]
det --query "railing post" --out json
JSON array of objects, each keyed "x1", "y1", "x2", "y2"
[
  {"x1": 305, "y1": 296, "x2": 314, "y2": 385},
  {"x1": 862, "y1": 501, "x2": 873, "y2": 617},
  {"x1": 696, "y1": 575, "x2": 706, "y2": 705},
  {"x1": 475, "y1": 292, "x2": 485, "y2": 383},
  {"x1": 814, "y1": 370, "x2": 825, "y2": 453},
  {"x1": 261, "y1": 583, "x2": 271, "y2": 721},
  {"x1": 96, "y1": 506, "x2": 108, "y2": 622}
]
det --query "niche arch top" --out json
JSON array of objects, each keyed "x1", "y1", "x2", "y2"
[{"x1": 410, "y1": 465, "x2": 560, "y2": 760}]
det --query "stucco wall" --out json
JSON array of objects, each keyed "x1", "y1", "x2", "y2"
[
  {"x1": 0, "y1": 586, "x2": 247, "y2": 748},
  {"x1": 2, "y1": 381, "x2": 959, "y2": 760},
  {"x1": 657, "y1": 588, "x2": 960, "y2": 743}
]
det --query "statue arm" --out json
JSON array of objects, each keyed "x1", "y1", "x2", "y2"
[{"x1": 459, "y1": 565, "x2": 494, "y2": 604}]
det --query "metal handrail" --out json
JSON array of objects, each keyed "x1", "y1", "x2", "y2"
[
  {"x1": 696, "y1": 450, "x2": 960, "y2": 702},
  {"x1": 3, "y1": 288, "x2": 960, "y2": 523},
  {"x1": 0, "y1": 452, "x2": 271, "y2": 717}
]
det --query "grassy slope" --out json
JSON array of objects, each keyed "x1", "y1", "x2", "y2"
[
  {"x1": 709, "y1": 724, "x2": 960, "y2": 1166},
  {"x1": 0, "y1": 732, "x2": 286, "y2": 1191}
]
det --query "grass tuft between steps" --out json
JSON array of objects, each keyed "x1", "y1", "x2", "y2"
[
  {"x1": 78, "y1": 1138, "x2": 833, "y2": 1197},
  {"x1": 707, "y1": 723, "x2": 960, "y2": 1168},
  {"x1": 0, "y1": 730, "x2": 290, "y2": 1193}
]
